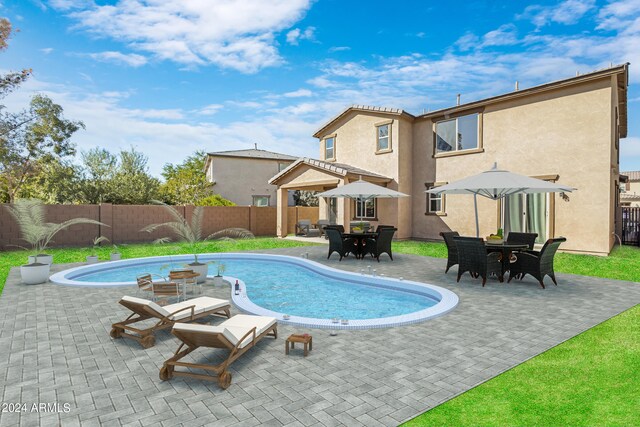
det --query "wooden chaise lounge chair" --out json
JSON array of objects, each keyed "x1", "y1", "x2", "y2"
[
  {"x1": 159, "y1": 314, "x2": 278, "y2": 389},
  {"x1": 110, "y1": 296, "x2": 231, "y2": 348}
]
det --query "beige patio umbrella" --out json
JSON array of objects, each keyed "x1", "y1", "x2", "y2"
[
  {"x1": 316, "y1": 177, "x2": 409, "y2": 222},
  {"x1": 426, "y1": 163, "x2": 575, "y2": 237}
]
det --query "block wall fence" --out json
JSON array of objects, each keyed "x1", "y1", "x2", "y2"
[{"x1": 0, "y1": 204, "x2": 319, "y2": 250}]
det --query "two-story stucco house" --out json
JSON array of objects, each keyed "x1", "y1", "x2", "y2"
[
  {"x1": 205, "y1": 147, "x2": 297, "y2": 207},
  {"x1": 270, "y1": 64, "x2": 629, "y2": 255}
]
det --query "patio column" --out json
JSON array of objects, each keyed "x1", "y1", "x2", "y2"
[{"x1": 276, "y1": 187, "x2": 288, "y2": 237}]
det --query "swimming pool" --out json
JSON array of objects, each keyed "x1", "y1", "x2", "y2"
[{"x1": 50, "y1": 253, "x2": 458, "y2": 329}]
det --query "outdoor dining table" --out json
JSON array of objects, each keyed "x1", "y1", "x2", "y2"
[
  {"x1": 485, "y1": 242, "x2": 529, "y2": 276},
  {"x1": 343, "y1": 232, "x2": 378, "y2": 259}
]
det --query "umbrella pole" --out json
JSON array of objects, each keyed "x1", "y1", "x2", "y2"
[{"x1": 474, "y1": 193, "x2": 479, "y2": 238}]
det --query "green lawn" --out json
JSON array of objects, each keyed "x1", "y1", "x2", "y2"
[
  {"x1": 396, "y1": 243, "x2": 640, "y2": 427},
  {"x1": 2, "y1": 239, "x2": 639, "y2": 426}
]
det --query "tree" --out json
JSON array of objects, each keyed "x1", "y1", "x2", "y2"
[
  {"x1": 79, "y1": 148, "x2": 117, "y2": 204},
  {"x1": 159, "y1": 151, "x2": 213, "y2": 205},
  {"x1": 293, "y1": 190, "x2": 319, "y2": 207},
  {"x1": 0, "y1": 94, "x2": 84, "y2": 202},
  {"x1": 18, "y1": 158, "x2": 83, "y2": 204},
  {"x1": 0, "y1": 19, "x2": 31, "y2": 99},
  {"x1": 108, "y1": 148, "x2": 160, "y2": 204}
]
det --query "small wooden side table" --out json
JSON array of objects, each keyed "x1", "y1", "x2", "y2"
[{"x1": 285, "y1": 334, "x2": 312, "y2": 357}]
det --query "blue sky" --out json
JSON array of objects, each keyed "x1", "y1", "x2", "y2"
[{"x1": 1, "y1": 0, "x2": 639, "y2": 176}]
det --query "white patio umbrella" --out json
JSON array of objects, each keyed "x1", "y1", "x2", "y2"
[
  {"x1": 316, "y1": 177, "x2": 409, "y2": 222},
  {"x1": 426, "y1": 163, "x2": 575, "y2": 237}
]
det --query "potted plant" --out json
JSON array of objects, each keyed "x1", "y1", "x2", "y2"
[
  {"x1": 110, "y1": 244, "x2": 121, "y2": 261},
  {"x1": 213, "y1": 262, "x2": 226, "y2": 286},
  {"x1": 142, "y1": 202, "x2": 254, "y2": 283},
  {"x1": 87, "y1": 236, "x2": 109, "y2": 264},
  {"x1": 5, "y1": 199, "x2": 106, "y2": 285}
]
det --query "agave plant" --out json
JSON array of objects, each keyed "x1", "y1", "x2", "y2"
[
  {"x1": 6, "y1": 198, "x2": 106, "y2": 257},
  {"x1": 141, "y1": 202, "x2": 254, "y2": 264}
]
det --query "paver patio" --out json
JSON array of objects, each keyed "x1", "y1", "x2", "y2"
[{"x1": 1, "y1": 246, "x2": 639, "y2": 426}]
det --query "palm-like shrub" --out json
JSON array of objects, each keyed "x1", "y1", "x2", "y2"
[
  {"x1": 141, "y1": 203, "x2": 254, "y2": 263},
  {"x1": 6, "y1": 198, "x2": 106, "y2": 256}
]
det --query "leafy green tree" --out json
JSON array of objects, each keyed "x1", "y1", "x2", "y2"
[
  {"x1": 159, "y1": 151, "x2": 213, "y2": 205},
  {"x1": 18, "y1": 158, "x2": 82, "y2": 204},
  {"x1": 79, "y1": 148, "x2": 117, "y2": 203},
  {"x1": 108, "y1": 148, "x2": 160, "y2": 204},
  {"x1": 195, "y1": 194, "x2": 235, "y2": 206},
  {"x1": 0, "y1": 19, "x2": 31, "y2": 99},
  {"x1": 0, "y1": 94, "x2": 84, "y2": 202}
]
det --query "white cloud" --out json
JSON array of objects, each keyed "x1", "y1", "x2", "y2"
[
  {"x1": 87, "y1": 51, "x2": 148, "y2": 67},
  {"x1": 482, "y1": 24, "x2": 518, "y2": 47},
  {"x1": 283, "y1": 89, "x2": 313, "y2": 98},
  {"x1": 40, "y1": 47, "x2": 54, "y2": 54},
  {"x1": 197, "y1": 103, "x2": 224, "y2": 116},
  {"x1": 328, "y1": 46, "x2": 351, "y2": 53},
  {"x1": 286, "y1": 26, "x2": 315, "y2": 45},
  {"x1": 520, "y1": 0, "x2": 596, "y2": 27},
  {"x1": 57, "y1": 0, "x2": 312, "y2": 74}
]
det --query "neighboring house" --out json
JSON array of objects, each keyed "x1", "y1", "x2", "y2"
[
  {"x1": 270, "y1": 64, "x2": 629, "y2": 255},
  {"x1": 620, "y1": 171, "x2": 640, "y2": 207},
  {"x1": 204, "y1": 147, "x2": 298, "y2": 206}
]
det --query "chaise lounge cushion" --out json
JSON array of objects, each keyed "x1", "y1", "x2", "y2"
[
  {"x1": 173, "y1": 314, "x2": 277, "y2": 348},
  {"x1": 121, "y1": 296, "x2": 229, "y2": 320}
]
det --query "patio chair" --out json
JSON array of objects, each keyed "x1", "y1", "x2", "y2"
[
  {"x1": 324, "y1": 224, "x2": 345, "y2": 234},
  {"x1": 363, "y1": 227, "x2": 397, "y2": 262},
  {"x1": 375, "y1": 224, "x2": 396, "y2": 233},
  {"x1": 440, "y1": 231, "x2": 460, "y2": 273},
  {"x1": 160, "y1": 314, "x2": 278, "y2": 389},
  {"x1": 169, "y1": 269, "x2": 199, "y2": 296},
  {"x1": 296, "y1": 219, "x2": 321, "y2": 237},
  {"x1": 152, "y1": 282, "x2": 184, "y2": 305},
  {"x1": 110, "y1": 296, "x2": 231, "y2": 349},
  {"x1": 136, "y1": 273, "x2": 167, "y2": 295},
  {"x1": 316, "y1": 219, "x2": 335, "y2": 238},
  {"x1": 507, "y1": 237, "x2": 566, "y2": 288},
  {"x1": 506, "y1": 232, "x2": 538, "y2": 250},
  {"x1": 453, "y1": 236, "x2": 503, "y2": 286},
  {"x1": 325, "y1": 227, "x2": 357, "y2": 261}
]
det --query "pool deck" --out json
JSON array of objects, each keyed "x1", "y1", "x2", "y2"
[{"x1": 1, "y1": 246, "x2": 639, "y2": 426}]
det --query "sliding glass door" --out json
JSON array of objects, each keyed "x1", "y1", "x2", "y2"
[{"x1": 503, "y1": 193, "x2": 548, "y2": 244}]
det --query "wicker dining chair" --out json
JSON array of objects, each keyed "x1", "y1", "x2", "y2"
[
  {"x1": 440, "y1": 231, "x2": 460, "y2": 273},
  {"x1": 507, "y1": 237, "x2": 566, "y2": 288},
  {"x1": 325, "y1": 227, "x2": 357, "y2": 261},
  {"x1": 453, "y1": 236, "x2": 503, "y2": 286},
  {"x1": 506, "y1": 232, "x2": 538, "y2": 250},
  {"x1": 363, "y1": 227, "x2": 397, "y2": 262}
]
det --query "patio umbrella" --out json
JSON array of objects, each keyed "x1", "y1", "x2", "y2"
[
  {"x1": 426, "y1": 163, "x2": 575, "y2": 237},
  {"x1": 316, "y1": 177, "x2": 409, "y2": 222}
]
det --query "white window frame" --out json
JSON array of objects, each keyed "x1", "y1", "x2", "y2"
[
  {"x1": 435, "y1": 113, "x2": 480, "y2": 154},
  {"x1": 375, "y1": 120, "x2": 392, "y2": 153},
  {"x1": 355, "y1": 197, "x2": 376, "y2": 219},
  {"x1": 426, "y1": 182, "x2": 446, "y2": 215},
  {"x1": 324, "y1": 135, "x2": 336, "y2": 161},
  {"x1": 252, "y1": 195, "x2": 270, "y2": 207}
]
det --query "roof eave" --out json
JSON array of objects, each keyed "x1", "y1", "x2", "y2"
[{"x1": 312, "y1": 106, "x2": 415, "y2": 139}]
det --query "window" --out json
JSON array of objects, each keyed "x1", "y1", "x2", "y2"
[
  {"x1": 252, "y1": 196, "x2": 270, "y2": 207},
  {"x1": 376, "y1": 123, "x2": 391, "y2": 152},
  {"x1": 435, "y1": 113, "x2": 479, "y2": 153},
  {"x1": 355, "y1": 197, "x2": 376, "y2": 219},
  {"x1": 503, "y1": 193, "x2": 548, "y2": 244},
  {"x1": 426, "y1": 183, "x2": 445, "y2": 214},
  {"x1": 278, "y1": 162, "x2": 288, "y2": 172},
  {"x1": 324, "y1": 136, "x2": 335, "y2": 160}
]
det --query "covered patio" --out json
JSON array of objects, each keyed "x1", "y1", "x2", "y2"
[{"x1": 269, "y1": 157, "x2": 411, "y2": 238}]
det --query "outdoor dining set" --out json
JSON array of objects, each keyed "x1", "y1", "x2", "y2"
[
  {"x1": 441, "y1": 231, "x2": 566, "y2": 288},
  {"x1": 324, "y1": 224, "x2": 397, "y2": 262}
]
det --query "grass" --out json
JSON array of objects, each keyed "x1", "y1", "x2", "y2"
[
  {"x1": 0, "y1": 237, "x2": 313, "y2": 295},
  {"x1": 2, "y1": 238, "x2": 638, "y2": 426},
  {"x1": 396, "y1": 242, "x2": 640, "y2": 427}
]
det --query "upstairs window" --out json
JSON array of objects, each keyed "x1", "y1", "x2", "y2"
[
  {"x1": 278, "y1": 162, "x2": 288, "y2": 172},
  {"x1": 324, "y1": 136, "x2": 335, "y2": 160},
  {"x1": 435, "y1": 113, "x2": 479, "y2": 153},
  {"x1": 252, "y1": 195, "x2": 269, "y2": 207},
  {"x1": 355, "y1": 197, "x2": 376, "y2": 219},
  {"x1": 376, "y1": 123, "x2": 391, "y2": 152}
]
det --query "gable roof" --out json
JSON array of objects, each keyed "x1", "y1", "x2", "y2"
[
  {"x1": 269, "y1": 157, "x2": 391, "y2": 185},
  {"x1": 207, "y1": 148, "x2": 298, "y2": 161},
  {"x1": 621, "y1": 171, "x2": 640, "y2": 182},
  {"x1": 417, "y1": 63, "x2": 629, "y2": 138},
  {"x1": 313, "y1": 105, "x2": 415, "y2": 138}
]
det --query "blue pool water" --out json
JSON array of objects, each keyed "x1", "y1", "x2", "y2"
[{"x1": 68, "y1": 256, "x2": 438, "y2": 320}]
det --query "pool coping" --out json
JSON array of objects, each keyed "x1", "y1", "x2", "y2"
[{"x1": 49, "y1": 253, "x2": 459, "y2": 330}]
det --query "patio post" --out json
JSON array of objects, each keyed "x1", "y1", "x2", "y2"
[{"x1": 276, "y1": 187, "x2": 288, "y2": 238}]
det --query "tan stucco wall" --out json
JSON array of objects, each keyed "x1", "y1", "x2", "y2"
[
  {"x1": 208, "y1": 157, "x2": 294, "y2": 206},
  {"x1": 412, "y1": 78, "x2": 615, "y2": 255},
  {"x1": 317, "y1": 111, "x2": 414, "y2": 237}
]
